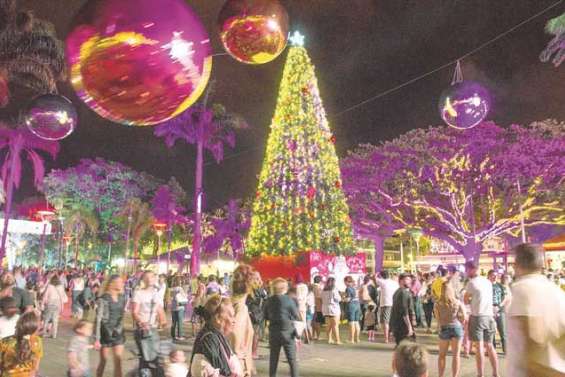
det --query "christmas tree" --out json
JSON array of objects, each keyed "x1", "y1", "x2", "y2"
[{"x1": 246, "y1": 32, "x2": 354, "y2": 256}]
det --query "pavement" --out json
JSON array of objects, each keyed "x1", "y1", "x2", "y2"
[{"x1": 39, "y1": 316, "x2": 506, "y2": 377}]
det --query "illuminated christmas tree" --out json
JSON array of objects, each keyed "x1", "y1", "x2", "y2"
[{"x1": 246, "y1": 32, "x2": 354, "y2": 256}]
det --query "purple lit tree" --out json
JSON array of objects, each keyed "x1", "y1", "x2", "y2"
[
  {"x1": 155, "y1": 103, "x2": 247, "y2": 274},
  {"x1": 204, "y1": 199, "x2": 250, "y2": 260},
  {"x1": 43, "y1": 158, "x2": 160, "y2": 264},
  {"x1": 0, "y1": 127, "x2": 59, "y2": 261},
  {"x1": 342, "y1": 120, "x2": 565, "y2": 263}
]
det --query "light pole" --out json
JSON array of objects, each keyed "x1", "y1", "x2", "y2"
[
  {"x1": 36, "y1": 209, "x2": 55, "y2": 268},
  {"x1": 153, "y1": 223, "x2": 166, "y2": 273}
]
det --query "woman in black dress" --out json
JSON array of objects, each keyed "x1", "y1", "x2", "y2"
[{"x1": 94, "y1": 275, "x2": 126, "y2": 377}]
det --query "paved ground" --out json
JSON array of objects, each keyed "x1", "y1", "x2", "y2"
[{"x1": 39, "y1": 316, "x2": 506, "y2": 377}]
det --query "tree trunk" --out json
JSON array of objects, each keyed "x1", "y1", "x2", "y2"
[
  {"x1": 191, "y1": 136, "x2": 204, "y2": 275},
  {"x1": 123, "y1": 212, "x2": 132, "y2": 273},
  {"x1": 39, "y1": 222, "x2": 48, "y2": 268},
  {"x1": 74, "y1": 236, "x2": 80, "y2": 267},
  {"x1": 166, "y1": 224, "x2": 172, "y2": 272},
  {"x1": 0, "y1": 152, "x2": 16, "y2": 262},
  {"x1": 374, "y1": 236, "x2": 385, "y2": 273},
  {"x1": 133, "y1": 239, "x2": 139, "y2": 272},
  {"x1": 461, "y1": 239, "x2": 482, "y2": 262}
]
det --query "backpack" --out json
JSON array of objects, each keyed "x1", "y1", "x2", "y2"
[{"x1": 367, "y1": 284, "x2": 378, "y2": 304}]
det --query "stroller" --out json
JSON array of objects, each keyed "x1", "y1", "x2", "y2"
[{"x1": 132, "y1": 328, "x2": 173, "y2": 377}]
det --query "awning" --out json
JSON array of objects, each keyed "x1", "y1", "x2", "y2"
[{"x1": 543, "y1": 234, "x2": 565, "y2": 252}]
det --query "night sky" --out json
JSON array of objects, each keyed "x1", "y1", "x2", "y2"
[{"x1": 8, "y1": 0, "x2": 565, "y2": 208}]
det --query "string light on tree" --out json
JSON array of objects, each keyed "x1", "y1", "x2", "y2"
[{"x1": 246, "y1": 31, "x2": 354, "y2": 256}]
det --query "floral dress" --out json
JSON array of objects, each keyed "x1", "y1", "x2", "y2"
[{"x1": 0, "y1": 334, "x2": 43, "y2": 377}]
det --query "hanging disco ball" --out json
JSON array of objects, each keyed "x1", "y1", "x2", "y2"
[
  {"x1": 439, "y1": 81, "x2": 491, "y2": 130},
  {"x1": 25, "y1": 94, "x2": 77, "y2": 141},
  {"x1": 218, "y1": 0, "x2": 289, "y2": 64},
  {"x1": 66, "y1": 0, "x2": 212, "y2": 126}
]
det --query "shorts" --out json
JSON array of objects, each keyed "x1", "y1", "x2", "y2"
[
  {"x1": 379, "y1": 306, "x2": 392, "y2": 324},
  {"x1": 100, "y1": 327, "x2": 125, "y2": 347},
  {"x1": 439, "y1": 324, "x2": 464, "y2": 340},
  {"x1": 468, "y1": 315, "x2": 495, "y2": 342},
  {"x1": 346, "y1": 302, "x2": 361, "y2": 322},
  {"x1": 366, "y1": 325, "x2": 375, "y2": 331},
  {"x1": 315, "y1": 312, "x2": 326, "y2": 324}
]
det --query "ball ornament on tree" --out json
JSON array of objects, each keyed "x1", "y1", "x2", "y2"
[
  {"x1": 25, "y1": 94, "x2": 77, "y2": 140},
  {"x1": 439, "y1": 81, "x2": 491, "y2": 130},
  {"x1": 66, "y1": 0, "x2": 212, "y2": 126},
  {"x1": 218, "y1": 0, "x2": 289, "y2": 64}
]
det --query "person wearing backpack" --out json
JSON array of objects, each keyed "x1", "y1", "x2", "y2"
[{"x1": 94, "y1": 275, "x2": 126, "y2": 377}]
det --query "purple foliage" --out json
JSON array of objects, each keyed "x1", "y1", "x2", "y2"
[
  {"x1": 154, "y1": 104, "x2": 239, "y2": 163},
  {"x1": 0, "y1": 127, "x2": 59, "y2": 190},
  {"x1": 342, "y1": 120, "x2": 565, "y2": 260},
  {"x1": 151, "y1": 185, "x2": 189, "y2": 225},
  {"x1": 203, "y1": 199, "x2": 250, "y2": 259}
]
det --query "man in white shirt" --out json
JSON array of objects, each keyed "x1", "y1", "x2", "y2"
[
  {"x1": 132, "y1": 271, "x2": 167, "y2": 367},
  {"x1": 506, "y1": 244, "x2": 565, "y2": 377},
  {"x1": 464, "y1": 260, "x2": 499, "y2": 377},
  {"x1": 375, "y1": 270, "x2": 399, "y2": 343}
]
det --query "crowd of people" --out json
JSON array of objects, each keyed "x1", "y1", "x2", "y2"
[{"x1": 0, "y1": 243, "x2": 563, "y2": 377}]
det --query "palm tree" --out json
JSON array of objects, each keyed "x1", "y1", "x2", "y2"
[
  {"x1": 118, "y1": 198, "x2": 154, "y2": 272},
  {"x1": 154, "y1": 102, "x2": 247, "y2": 274},
  {"x1": 0, "y1": 127, "x2": 59, "y2": 261},
  {"x1": 540, "y1": 12, "x2": 565, "y2": 67},
  {"x1": 63, "y1": 205, "x2": 98, "y2": 266}
]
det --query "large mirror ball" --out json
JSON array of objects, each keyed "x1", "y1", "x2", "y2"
[
  {"x1": 25, "y1": 94, "x2": 77, "y2": 141},
  {"x1": 218, "y1": 0, "x2": 289, "y2": 65},
  {"x1": 66, "y1": 0, "x2": 212, "y2": 126},
  {"x1": 439, "y1": 81, "x2": 491, "y2": 130}
]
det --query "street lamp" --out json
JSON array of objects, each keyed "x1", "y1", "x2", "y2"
[
  {"x1": 153, "y1": 222, "x2": 166, "y2": 272},
  {"x1": 63, "y1": 235, "x2": 72, "y2": 266},
  {"x1": 36, "y1": 209, "x2": 55, "y2": 268}
]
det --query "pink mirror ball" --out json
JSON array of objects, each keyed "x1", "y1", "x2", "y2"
[
  {"x1": 439, "y1": 81, "x2": 491, "y2": 130},
  {"x1": 25, "y1": 94, "x2": 77, "y2": 141},
  {"x1": 218, "y1": 0, "x2": 289, "y2": 65},
  {"x1": 66, "y1": 0, "x2": 212, "y2": 126}
]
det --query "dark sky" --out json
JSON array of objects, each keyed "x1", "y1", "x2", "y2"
[{"x1": 11, "y1": 0, "x2": 565, "y2": 208}]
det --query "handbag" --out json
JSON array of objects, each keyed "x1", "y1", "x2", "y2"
[
  {"x1": 293, "y1": 320, "x2": 305, "y2": 337},
  {"x1": 174, "y1": 289, "x2": 189, "y2": 305}
]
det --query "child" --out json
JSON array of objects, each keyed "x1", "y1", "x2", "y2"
[
  {"x1": 67, "y1": 320, "x2": 93, "y2": 377},
  {"x1": 364, "y1": 303, "x2": 377, "y2": 342},
  {"x1": 165, "y1": 349, "x2": 189, "y2": 377},
  {"x1": 0, "y1": 297, "x2": 20, "y2": 339}
]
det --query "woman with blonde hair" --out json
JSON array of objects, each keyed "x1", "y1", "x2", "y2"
[
  {"x1": 434, "y1": 281, "x2": 466, "y2": 377},
  {"x1": 94, "y1": 275, "x2": 126, "y2": 377},
  {"x1": 321, "y1": 277, "x2": 342, "y2": 345},
  {"x1": 189, "y1": 295, "x2": 244, "y2": 377},
  {"x1": 229, "y1": 264, "x2": 255, "y2": 376}
]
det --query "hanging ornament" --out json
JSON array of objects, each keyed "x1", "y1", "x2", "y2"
[
  {"x1": 306, "y1": 186, "x2": 316, "y2": 200},
  {"x1": 25, "y1": 94, "x2": 77, "y2": 140},
  {"x1": 335, "y1": 180, "x2": 341, "y2": 188},
  {"x1": 218, "y1": 0, "x2": 289, "y2": 65},
  {"x1": 439, "y1": 61, "x2": 491, "y2": 130},
  {"x1": 330, "y1": 135, "x2": 336, "y2": 143},
  {"x1": 66, "y1": 0, "x2": 212, "y2": 126}
]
